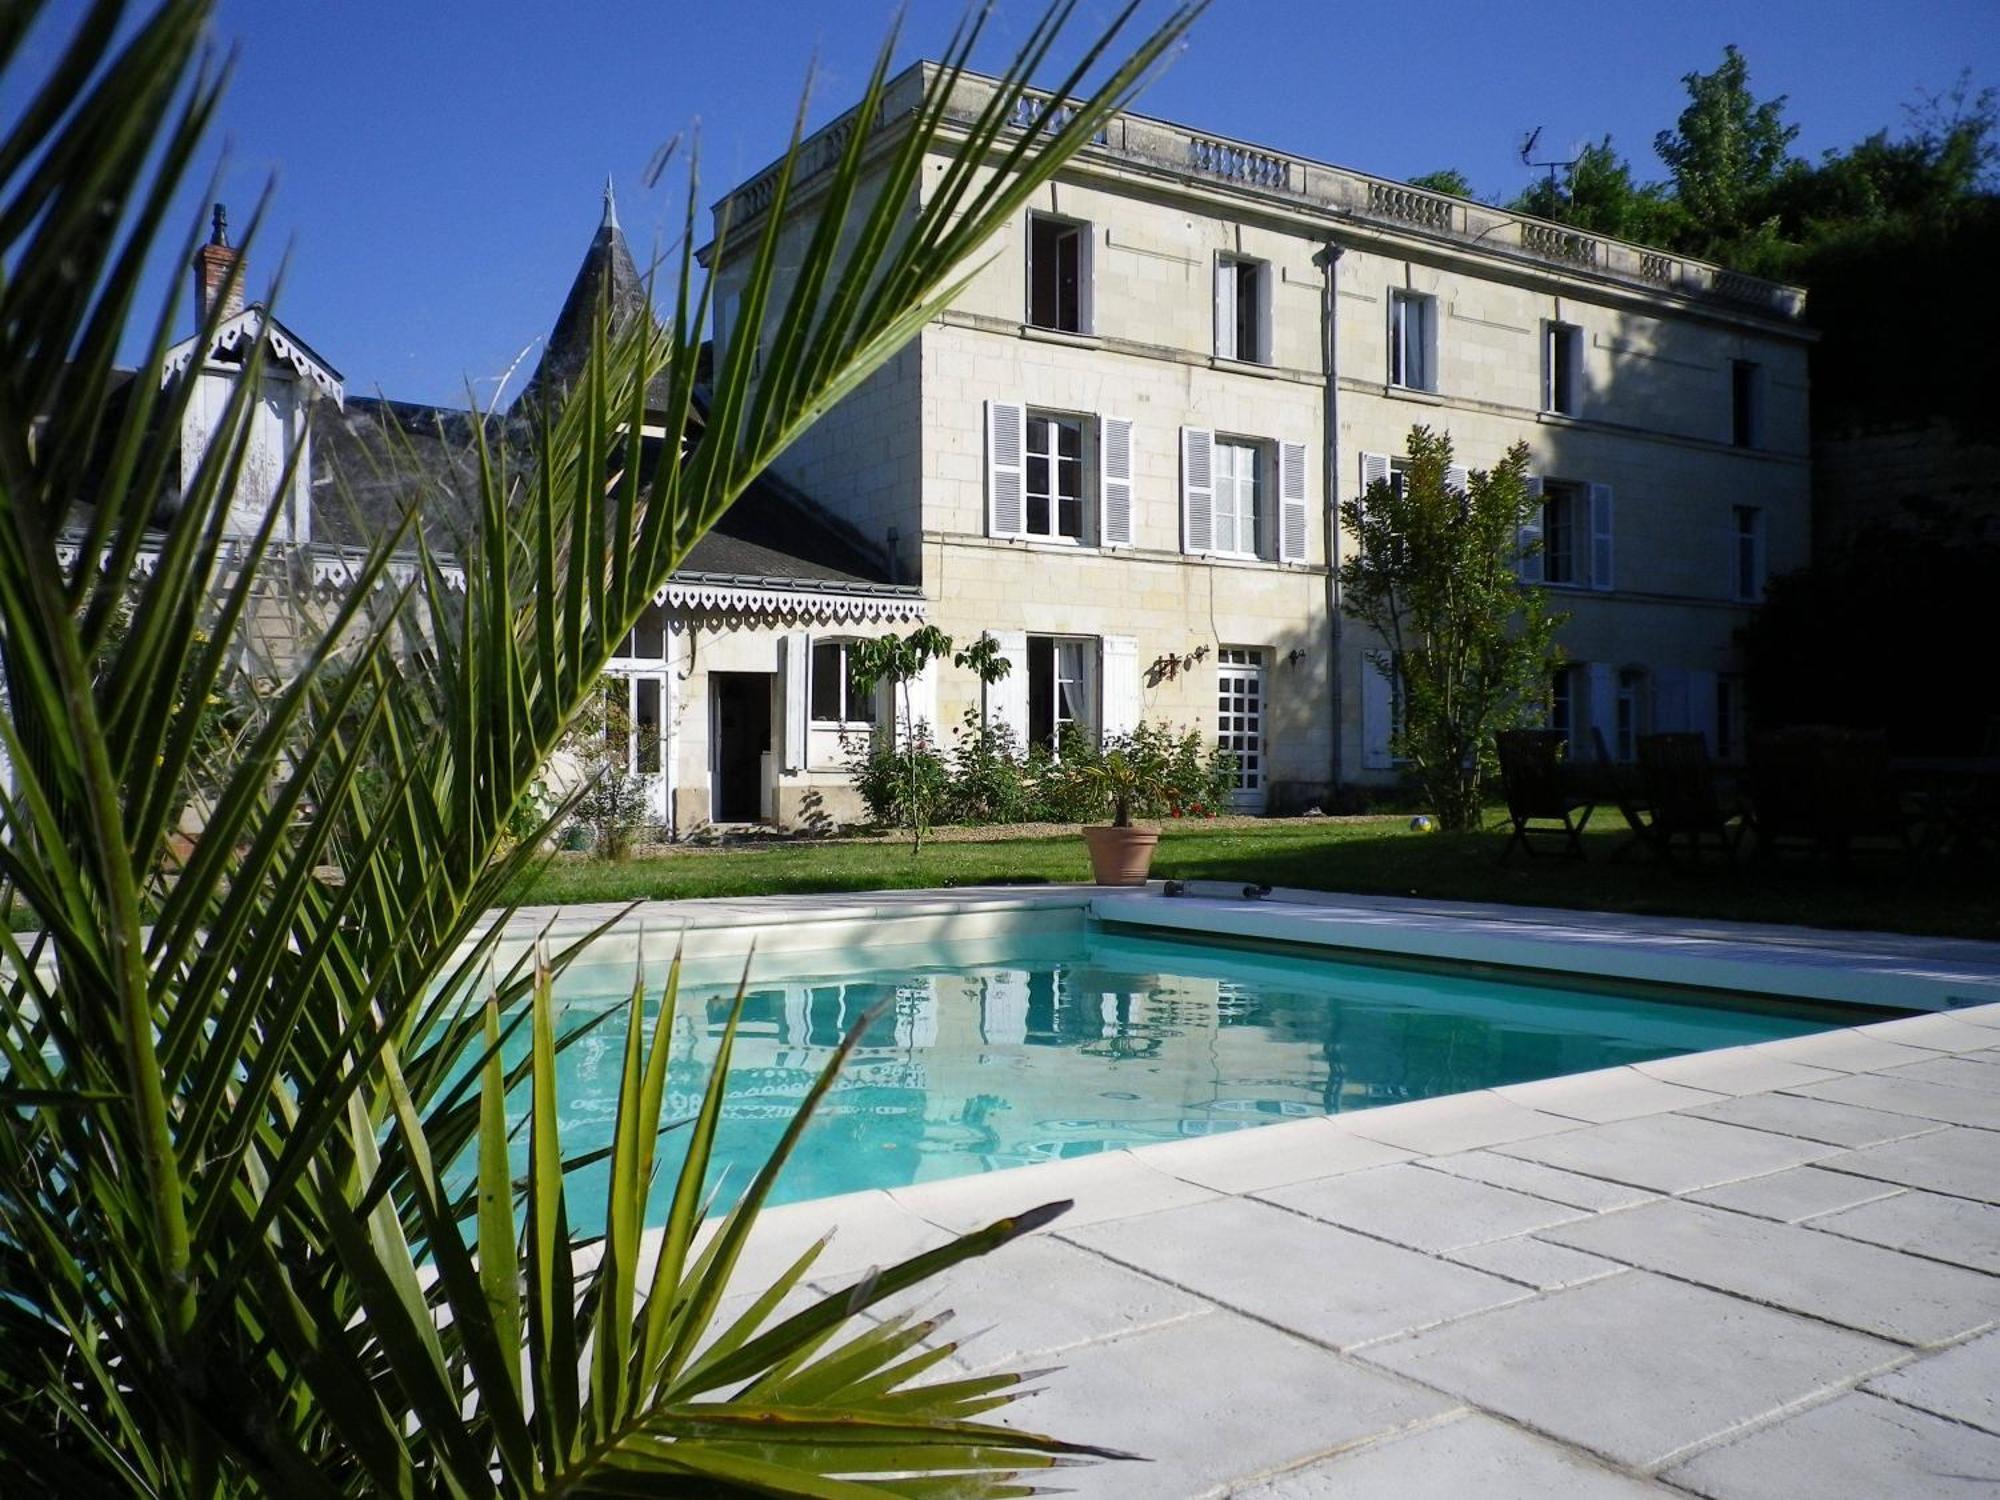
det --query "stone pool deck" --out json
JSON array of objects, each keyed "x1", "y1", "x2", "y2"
[{"x1": 522, "y1": 885, "x2": 2000, "y2": 1496}]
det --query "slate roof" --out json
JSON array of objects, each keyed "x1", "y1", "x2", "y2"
[
  {"x1": 310, "y1": 394, "x2": 902, "y2": 593},
  {"x1": 519, "y1": 185, "x2": 676, "y2": 411}
]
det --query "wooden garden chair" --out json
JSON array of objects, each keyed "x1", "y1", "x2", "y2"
[{"x1": 1496, "y1": 729, "x2": 1594, "y2": 862}]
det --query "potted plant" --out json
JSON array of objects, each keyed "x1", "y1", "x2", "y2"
[{"x1": 1081, "y1": 735, "x2": 1168, "y2": 885}]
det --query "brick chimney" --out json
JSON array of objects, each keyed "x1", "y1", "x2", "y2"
[{"x1": 192, "y1": 202, "x2": 244, "y2": 326}]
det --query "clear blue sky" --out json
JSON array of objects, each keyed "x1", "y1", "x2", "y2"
[{"x1": 19, "y1": 0, "x2": 1997, "y2": 406}]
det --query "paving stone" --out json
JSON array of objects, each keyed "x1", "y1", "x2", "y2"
[
  {"x1": 1791, "y1": 1072, "x2": 2000, "y2": 1130},
  {"x1": 1494, "y1": 1113, "x2": 1838, "y2": 1194},
  {"x1": 1629, "y1": 1046, "x2": 1840, "y2": 1096},
  {"x1": 1665, "y1": 1391, "x2": 2000, "y2": 1498},
  {"x1": 693, "y1": 1188, "x2": 956, "y2": 1289},
  {"x1": 866, "y1": 1233, "x2": 1210, "y2": 1374},
  {"x1": 1684, "y1": 1090, "x2": 1945, "y2": 1147},
  {"x1": 1000, "y1": 1310, "x2": 1455, "y2": 1500},
  {"x1": 1329, "y1": 1091, "x2": 1580, "y2": 1155},
  {"x1": 887, "y1": 1149, "x2": 1217, "y2": 1235},
  {"x1": 1817, "y1": 1127, "x2": 2000, "y2": 1202},
  {"x1": 1235, "y1": 1412, "x2": 1674, "y2": 1498},
  {"x1": 1062, "y1": 1195, "x2": 1528, "y2": 1351},
  {"x1": 1811, "y1": 1189, "x2": 2000, "y2": 1274},
  {"x1": 1136, "y1": 1118, "x2": 1413, "y2": 1194},
  {"x1": 1542, "y1": 1199, "x2": 2000, "y2": 1346},
  {"x1": 1951, "y1": 1004, "x2": 2000, "y2": 1029},
  {"x1": 1359, "y1": 1271, "x2": 1896, "y2": 1469},
  {"x1": 1688, "y1": 1165, "x2": 1906, "y2": 1223},
  {"x1": 1859, "y1": 1014, "x2": 2000, "y2": 1053},
  {"x1": 1492, "y1": 1069, "x2": 1724, "y2": 1123},
  {"x1": 1866, "y1": 1330, "x2": 2000, "y2": 1435},
  {"x1": 1886, "y1": 1054, "x2": 2000, "y2": 1093},
  {"x1": 1417, "y1": 1150, "x2": 1658, "y2": 1210},
  {"x1": 1444, "y1": 1237, "x2": 1627, "y2": 1291},
  {"x1": 1750, "y1": 1029, "x2": 1945, "y2": 1074},
  {"x1": 1258, "y1": 1163, "x2": 1590, "y2": 1253}
]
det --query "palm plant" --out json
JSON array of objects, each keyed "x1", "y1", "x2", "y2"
[{"x1": 0, "y1": 0, "x2": 1200, "y2": 1492}]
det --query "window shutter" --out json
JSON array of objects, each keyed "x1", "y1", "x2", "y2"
[
  {"x1": 1213, "y1": 259, "x2": 1236, "y2": 360},
  {"x1": 1256, "y1": 263, "x2": 1274, "y2": 367},
  {"x1": 1588, "y1": 482, "x2": 1614, "y2": 591},
  {"x1": 1516, "y1": 476, "x2": 1545, "y2": 582},
  {"x1": 986, "y1": 399, "x2": 1025, "y2": 538},
  {"x1": 1361, "y1": 650, "x2": 1395, "y2": 770},
  {"x1": 1422, "y1": 297, "x2": 1439, "y2": 391},
  {"x1": 1652, "y1": 667, "x2": 1690, "y2": 734},
  {"x1": 1101, "y1": 635, "x2": 1140, "y2": 737},
  {"x1": 1181, "y1": 426, "x2": 1214, "y2": 554},
  {"x1": 1585, "y1": 661, "x2": 1616, "y2": 759},
  {"x1": 1444, "y1": 463, "x2": 1469, "y2": 495},
  {"x1": 781, "y1": 630, "x2": 809, "y2": 772},
  {"x1": 1278, "y1": 439, "x2": 1309, "y2": 562},
  {"x1": 1077, "y1": 226, "x2": 1096, "y2": 335},
  {"x1": 986, "y1": 629, "x2": 1029, "y2": 744},
  {"x1": 1358, "y1": 450, "x2": 1391, "y2": 527},
  {"x1": 897, "y1": 655, "x2": 938, "y2": 748},
  {"x1": 1100, "y1": 415, "x2": 1134, "y2": 547},
  {"x1": 1687, "y1": 669, "x2": 1719, "y2": 754},
  {"x1": 981, "y1": 971, "x2": 1029, "y2": 1046}
]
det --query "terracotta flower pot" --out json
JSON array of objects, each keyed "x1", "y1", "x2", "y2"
[{"x1": 1082, "y1": 825, "x2": 1160, "y2": 886}]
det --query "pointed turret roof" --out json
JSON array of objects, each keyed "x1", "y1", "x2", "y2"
[{"x1": 521, "y1": 182, "x2": 658, "y2": 406}]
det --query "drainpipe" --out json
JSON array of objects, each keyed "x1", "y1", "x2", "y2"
[{"x1": 1316, "y1": 240, "x2": 1346, "y2": 799}]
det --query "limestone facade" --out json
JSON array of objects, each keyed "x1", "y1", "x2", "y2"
[{"x1": 708, "y1": 66, "x2": 1814, "y2": 805}]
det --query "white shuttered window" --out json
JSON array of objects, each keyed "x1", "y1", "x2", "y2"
[
  {"x1": 1181, "y1": 426, "x2": 1215, "y2": 554},
  {"x1": 1100, "y1": 415, "x2": 1134, "y2": 547},
  {"x1": 986, "y1": 399, "x2": 1025, "y2": 538}
]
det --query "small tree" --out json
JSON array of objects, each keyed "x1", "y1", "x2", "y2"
[
  {"x1": 849, "y1": 626, "x2": 1011, "y2": 852},
  {"x1": 1339, "y1": 427, "x2": 1564, "y2": 830}
]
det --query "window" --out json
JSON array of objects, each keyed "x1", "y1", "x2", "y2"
[
  {"x1": 1550, "y1": 665, "x2": 1578, "y2": 754},
  {"x1": 614, "y1": 603, "x2": 669, "y2": 660},
  {"x1": 1024, "y1": 412, "x2": 1089, "y2": 541},
  {"x1": 1389, "y1": 290, "x2": 1436, "y2": 391},
  {"x1": 1731, "y1": 359, "x2": 1761, "y2": 448},
  {"x1": 1211, "y1": 439, "x2": 1263, "y2": 557},
  {"x1": 1215, "y1": 256, "x2": 1269, "y2": 363},
  {"x1": 809, "y1": 640, "x2": 876, "y2": 726},
  {"x1": 1029, "y1": 215, "x2": 1088, "y2": 332},
  {"x1": 1216, "y1": 648, "x2": 1266, "y2": 807},
  {"x1": 1027, "y1": 636, "x2": 1096, "y2": 752},
  {"x1": 1733, "y1": 504, "x2": 1766, "y2": 602},
  {"x1": 1541, "y1": 482, "x2": 1582, "y2": 585},
  {"x1": 1615, "y1": 668, "x2": 1649, "y2": 762},
  {"x1": 1716, "y1": 674, "x2": 1746, "y2": 761},
  {"x1": 1544, "y1": 322, "x2": 1582, "y2": 415}
]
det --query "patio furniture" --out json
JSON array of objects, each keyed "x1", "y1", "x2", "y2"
[
  {"x1": 1751, "y1": 727, "x2": 1918, "y2": 864},
  {"x1": 1635, "y1": 732, "x2": 1748, "y2": 864},
  {"x1": 1496, "y1": 729, "x2": 1594, "y2": 862}
]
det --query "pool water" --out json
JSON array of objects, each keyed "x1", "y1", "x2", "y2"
[{"x1": 512, "y1": 927, "x2": 1873, "y2": 1223}]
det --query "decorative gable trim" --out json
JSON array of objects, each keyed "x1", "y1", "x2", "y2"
[{"x1": 162, "y1": 307, "x2": 346, "y2": 404}]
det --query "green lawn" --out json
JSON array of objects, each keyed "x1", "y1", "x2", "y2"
[{"x1": 512, "y1": 818, "x2": 2000, "y2": 941}]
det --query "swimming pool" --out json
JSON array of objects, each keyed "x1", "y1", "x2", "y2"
[{"x1": 512, "y1": 921, "x2": 1894, "y2": 1222}]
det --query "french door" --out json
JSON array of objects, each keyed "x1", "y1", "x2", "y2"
[
  {"x1": 606, "y1": 668, "x2": 671, "y2": 820},
  {"x1": 1216, "y1": 648, "x2": 1266, "y2": 811}
]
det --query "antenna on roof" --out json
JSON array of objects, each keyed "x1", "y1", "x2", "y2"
[
  {"x1": 602, "y1": 174, "x2": 619, "y2": 232},
  {"x1": 1520, "y1": 126, "x2": 1579, "y2": 190}
]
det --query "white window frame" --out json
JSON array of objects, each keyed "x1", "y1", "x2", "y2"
[
  {"x1": 1214, "y1": 255, "x2": 1272, "y2": 364},
  {"x1": 807, "y1": 638, "x2": 879, "y2": 730},
  {"x1": 1541, "y1": 481, "x2": 1582, "y2": 587},
  {"x1": 1216, "y1": 647, "x2": 1267, "y2": 808},
  {"x1": 1389, "y1": 289, "x2": 1438, "y2": 392},
  {"x1": 1615, "y1": 667, "x2": 1649, "y2": 762},
  {"x1": 1543, "y1": 321, "x2": 1583, "y2": 416},
  {"x1": 1023, "y1": 409, "x2": 1092, "y2": 545},
  {"x1": 1027, "y1": 213, "x2": 1092, "y2": 334},
  {"x1": 1027, "y1": 634, "x2": 1099, "y2": 755},
  {"x1": 1732, "y1": 504, "x2": 1767, "y2": 602},
  {"x1": 1210, "y1": 437, "x2": 1264, "y2": 559},
  {"x1": 1550, "y1": 664, "x2": 1579, "y2": 754}
]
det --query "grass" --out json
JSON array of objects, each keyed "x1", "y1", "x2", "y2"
[{"x1": 511, "y1": 816, "x2": 2000, "y2": 941}]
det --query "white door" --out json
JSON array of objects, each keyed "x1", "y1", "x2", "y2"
[
  {"x1": 608, "y1": 669, "x2": 671, "y2": 820},
  {"x1": 1216, "y1": 648, "x2": 1266, "y2": 812}
]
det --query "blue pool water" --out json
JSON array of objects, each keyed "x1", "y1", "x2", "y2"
[{"x1": 517, "y1": 926, "x2": 1877, "y2": 1223}]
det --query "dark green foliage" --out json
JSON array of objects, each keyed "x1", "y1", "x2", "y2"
[
  {"x1": 1407, "y1": 168, "x2": 1474, "y2": 198},
  {"x1": 846, "y1": 717, "x2": 1235, "y2": 828},
  {"x1": 1738, "y1": 516, "x2": 2000, "y2": 754}
]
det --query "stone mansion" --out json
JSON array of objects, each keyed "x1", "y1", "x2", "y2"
[{"x1": 157, "y1": 64, "x2": 1811, "y2": 834}]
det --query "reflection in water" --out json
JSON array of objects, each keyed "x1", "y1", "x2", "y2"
[{"x1": 491, "y1": 931, "x2": 1839, "y2": 1223}]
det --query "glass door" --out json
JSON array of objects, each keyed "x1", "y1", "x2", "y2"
[{"x1": 1216, "y1": 648, "x2": 1266, "y2": 812}]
